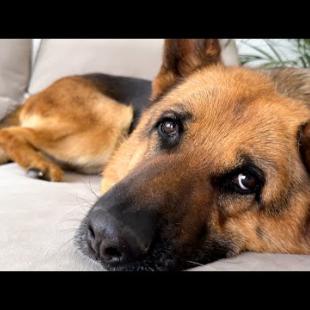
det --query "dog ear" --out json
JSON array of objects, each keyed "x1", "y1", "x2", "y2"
[{"x1": 151, "y1": 39, "x2": 222, "y2": 101}]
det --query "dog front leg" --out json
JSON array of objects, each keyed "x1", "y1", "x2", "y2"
[{"x1": 0, "y1": 127, "x2": 63, "y2": 182}]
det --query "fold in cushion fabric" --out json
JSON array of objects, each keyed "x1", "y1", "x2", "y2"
[{"x1": 0, "y1": 39, "x2": 32, "y2": 121}]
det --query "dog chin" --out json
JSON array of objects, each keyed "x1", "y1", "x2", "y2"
[
  {"x1": 101, "y1": 256, "x2": 179, "y2": 272},
  {"x1": 98, "y1": 246, "x2": 229, "y2": 272}
]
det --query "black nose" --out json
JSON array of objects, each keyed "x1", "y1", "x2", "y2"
[{"x1": 87, "y1": 197, "x2": 157, "y2": 265}]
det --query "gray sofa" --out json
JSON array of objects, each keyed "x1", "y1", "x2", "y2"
[{"x1": 1, "y1": 39, "x2": 310, "y2": 271}]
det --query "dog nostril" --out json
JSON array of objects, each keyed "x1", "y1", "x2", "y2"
[{"x1": 104, "y1": 246, "x2": 123, "y2": 260}]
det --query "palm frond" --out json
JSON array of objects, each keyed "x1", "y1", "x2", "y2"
[{"x1": 239, "y1": 39, "x2": 310, "y2": 68}]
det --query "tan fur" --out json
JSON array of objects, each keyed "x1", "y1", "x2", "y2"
[
  {"x1": 0, "y1": 76, "x2": 133, "y2": 180},
  {"x1": 101, "y1": 64, "x2": 310, "y2": 256}
]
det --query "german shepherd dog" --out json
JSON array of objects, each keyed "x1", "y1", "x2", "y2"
[{"x1": 1, "y1": 39, "x2": 310, "y2": 271}]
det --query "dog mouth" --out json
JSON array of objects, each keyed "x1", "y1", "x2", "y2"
[
  {"x1": 98, "y1": 246, "x2": 178, "y2": 271},
  {"x1": 75, "y1": 220, "x2": 230, "y2": 271}
]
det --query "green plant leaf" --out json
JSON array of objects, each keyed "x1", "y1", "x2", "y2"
[
  {"x1": 239, "y1": 39, "x2": 310, "y2": 68},
  {"x1": 264, "y1": 40, "x2": 286, "y2": 66}
]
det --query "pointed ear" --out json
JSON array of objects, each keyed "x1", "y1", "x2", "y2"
[{"x1": 151, "y1": 39, "x2": 222, "y2": 100}]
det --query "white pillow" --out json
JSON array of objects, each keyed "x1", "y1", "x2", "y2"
[
  {"x1": 0, "y1": 39, "x2": 32, "y2": 120},
  {"x1": 29, "y1": 39, "x2": 239, "y2": 94}
]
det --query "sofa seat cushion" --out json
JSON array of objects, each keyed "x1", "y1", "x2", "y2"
[
  {"x1": 1, "y1": 164, "x2": 310, "y2": 271},
  {"x1": 190, "y1": 252, "x2": 310, "y2": 271},
  {"x1": 0, "y1": 163, "x2": 103, "y2": 271}
]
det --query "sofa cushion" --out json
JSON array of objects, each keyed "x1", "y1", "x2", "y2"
[
  {"x1": 28, "y1": 39, "x2": 239, "y2": 94},
  {"x1": 189, "y1": 252, "x2": 310, "y2": 271},
  {"x1": 1, "y1": 165, "x2": 310, "y2": 271},
  {"x1": 0, "y1": 163, "x2": 103, "y2": 271},
  {"x1": 0, "y1": 39, "x2": 32, "y2": 121}
]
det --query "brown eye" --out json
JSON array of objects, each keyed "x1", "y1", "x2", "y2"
[
  {"x1": 159, "y1": 119, "x2": 179, "y2": 137},
  {"x1": 214, "y1": 164, "x2": 264, "y2": 198},
  {"x1": 233, "y1": 173, "x2": 257, "y2": 192},
  {"x1": 157, "y1": 117, "x2": 183, "y2": 149}
]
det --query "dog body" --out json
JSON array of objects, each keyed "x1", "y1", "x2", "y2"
[
  {"x1": 0, "y1": 74, "x2": 151, "y2": 179},
  {"x1": 2, "y1": 39, "x2": 310, "y2": 271}
]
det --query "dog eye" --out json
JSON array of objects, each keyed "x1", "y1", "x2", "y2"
[
  {"x1": 156, "y1": 117, "x2": 183, "y2": 148},
  {"x1": 159, "y1": 119, "x2": 179, "y2": 137},
  {"x1": 232, "y1": 173, "x2": 258, "y2": 193},
  {"x1": 214, "y1": 165, "x2": 264, "y2": 198}
]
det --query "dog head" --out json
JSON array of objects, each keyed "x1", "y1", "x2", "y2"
[{"x1": 77, "y1": 39, "x2": 310, "y2": 271}]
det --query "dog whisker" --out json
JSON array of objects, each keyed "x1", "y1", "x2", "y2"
[{"x1": 87, "y1": 178, "x2": 100, "y2": 199}]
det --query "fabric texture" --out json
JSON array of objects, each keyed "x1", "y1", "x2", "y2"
[
  {"x1": 0, "y1": 163, "x2": 103, "y2": 271},
  {"x1": 0, "y1": 39, "x2": 32, "y2": 121}
]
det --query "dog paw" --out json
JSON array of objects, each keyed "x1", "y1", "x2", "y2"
[
  {"x1": 26, "y1": 166, "x2": 64, "y2": 182},
  {"x1": 27, "y1": 168, "x2": 48, "y2": 180}
]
